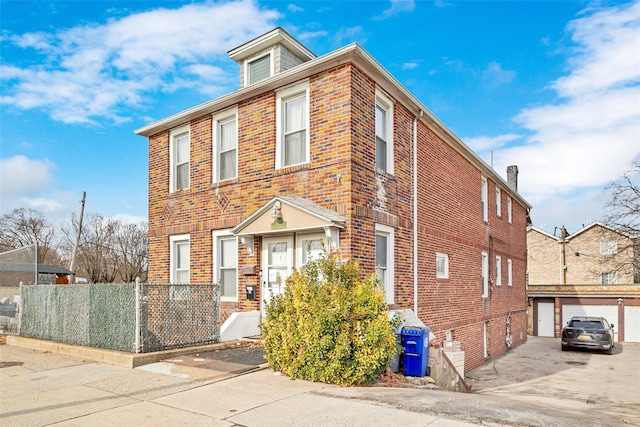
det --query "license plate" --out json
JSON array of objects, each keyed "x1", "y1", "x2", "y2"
[{"x1": 578, "y1": 335, "x2": 591, "y2": 340}]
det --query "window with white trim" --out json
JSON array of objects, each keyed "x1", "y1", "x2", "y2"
[
  {"x1": 246, "y1": 52, "x2": 272, "y2": 86},
  {"x1": 375, "y1": 224, "x2": 394, "y2": 304},
  {"x1": 170, "y1": 234, "x2": 190, "y2": 300},
  {"x1": 375, "y1": 90, "x2": 394, "y2": 174},
  {"x1": 436, "y1": 252, "x2": 449, "y2": 279},
  {"x1": 170, "y1": 126, "x2": 190, "y2": 192},
  {"x1": 481, "y1": 177, "x2": 488, "y2": 222},
  {"x1": 213, "y1": 109, "x2": 237, "y2": 182},
  {"x1": 213, "y1": 230, "x2": 237, "y2": 301},
  {"x1": 601, "y1": 271, "x2": 617, "y2": 284},
  {"x1": 297, "y1": 233, "x2": 326, "y2": 268},
  {"x1": 482, "y1": 251, "x2": 489, "y2": 297},
  {"x1": 600, "y1": 240, "x2": 618, "y2": 256},
  {"x1": 276, "y1": 81, "x2": 309, "y2": 169},
  {"x1": 495, "y1": 255, "x2": 502, "y2": 286},
  {"x1": 507, "y1": 258, "x2": 513, "y2": 286},
  {"x1": 496, "y1": 188, "x2": 502, "y2": 217},
  {"x1": 507, "y1": 196, "x2": 512, "y2": 224}
]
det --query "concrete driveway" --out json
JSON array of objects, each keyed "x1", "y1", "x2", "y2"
[{"x1": 465, "y1": 336, "x2": 640, "y2": 424}]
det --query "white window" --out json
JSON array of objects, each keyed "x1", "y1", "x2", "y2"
[
  {"x1": 375, "y1": 90, "x2": 394, "y2": 174},
  {"x1": 482, "y1": 251, "x2": 489, "y2": 298},
  {"x1": 296, "y1": 233, "x2": 326, "y2": 268},
  {"x1": 600, "y1": 240, "x2": 618, "y2": 256},
  {"x1": 170, "y1": 125, "x2": 190, "y2": 192},
  {"x1": 481, "y1": 177, "x2": 488, "y2": 222},
  {"x1": 375, "y1": 224, "x2": 394, "y2": 304},
  {"x1": 496, "y1": 188, "x2": 502, "y2": 217},
  {"x1": 495, "y1": 255, "x2": 502, "y2": 286},
  {"x1": 213, "y1": 109, "x2": 238, "y2": 182},
  {"x1": 507, "y1": 196, "x2": 512, "y2": 224},
  {"x1": 276, "y1": 81, "x2": 309, "y2": 169},
  {"x1": 246, "y1": 52, "x2": 272, "y2": 86},
  {"x1": 436, "y1": 252, "x2": 449, "y2": 279},
  {"x1": 601, "y1": 271, "x2": 617, "y2": 284},
  {"x1": 170, "y1": 234, "x2": 190, "y2": 300},
  {"x1": 213, "y1": 230, "x2": 237, "y2": 301},
  {"x1": 507, "y1": 258, "x2": 513, "y2": 286}
]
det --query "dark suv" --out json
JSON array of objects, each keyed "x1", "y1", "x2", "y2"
[{"x1": 561, "y1": 316, "x2": 615, "y2": 354}]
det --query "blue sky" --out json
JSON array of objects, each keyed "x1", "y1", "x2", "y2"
[{"x1": 1, "y1": 0, "x2": 639, "y2": 234}]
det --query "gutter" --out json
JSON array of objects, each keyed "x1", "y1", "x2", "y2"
[{"x1": 413, "y1": 110, "x2": 423, "y2": 315}]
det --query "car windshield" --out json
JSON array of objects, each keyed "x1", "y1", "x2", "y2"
[{"x1": 570, "y1": 320, "x2": 604, "y2": 329}]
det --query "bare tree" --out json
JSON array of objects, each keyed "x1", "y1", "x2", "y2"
[
  {"x1": 67, "y1": 213, "x2": 119, "y2": 283},
  {"x1": 602, "y1": 162, "x2": 640, "y2": 282},
  {"x1": 0, "y1": 207, "x2": 61, "y2": 264},
  {"x1": 62, "y1": 214, "x2": 148, "y2": 283},
  {"x1": 113, "y1": 221, "x2": 148, "y2": 282}
]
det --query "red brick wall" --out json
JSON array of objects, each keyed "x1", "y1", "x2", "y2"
[{"x1": 146, "y1": 62, "x2": 529, "y2": 366}]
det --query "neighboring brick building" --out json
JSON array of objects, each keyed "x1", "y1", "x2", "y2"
[
  {"x1": 527, "y1": 222, "x2": 640, "y2": 342},
  {"x1": 135, "y1": 28, "x2": 531, "y2": 371}
]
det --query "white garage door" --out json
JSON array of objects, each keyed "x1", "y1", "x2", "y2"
[
  {"x1": 624, "y1": 306, "x2": 640, "y2": 343},
  {"x1": 562, "y1": 305, "x2": 619, "y2": 342}
]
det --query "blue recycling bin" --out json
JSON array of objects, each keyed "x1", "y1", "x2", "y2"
[{"x1": 402, "y1": 326, "x2": 430, "y2": 377}]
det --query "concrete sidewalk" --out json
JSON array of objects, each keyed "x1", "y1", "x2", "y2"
[
  {"x1": 2, "y1": 338, "x2": 636, "y2": 426},
  {"x1": 1, "y1": 343, "x2": 471, "y2": 426}
]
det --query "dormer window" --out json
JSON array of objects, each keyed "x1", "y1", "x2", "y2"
[
  {"x1": 247, "y1": 52, "x2": 272, "y2": 86},
  {"x1": 228, "y1": 28, "x2": 316, "y2": 89}
]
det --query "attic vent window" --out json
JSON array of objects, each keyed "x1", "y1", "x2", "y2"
[{"x1": 248, "y1": 54, "x2": 271, "y2": 85}]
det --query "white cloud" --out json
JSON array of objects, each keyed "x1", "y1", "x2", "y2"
[
  {"x1": 482, "y1": 62, "x2": 516, "y2": 87},
  {"x1": 298, "y1": 30, "x2": 329, "y2": 42},
  {"x1": 1, "y1": 0, "x2": 281, "y2": 124},
  {"x1": 486, "y1": 1, "x2": 640, "y2": 231},
  {"x1": 465, "y1": 134, "x2": 522, "y2": 153},
  {"x1": 0, "y1": 155, "x2": 57, "y2": 195},
  {"x1": 0, "y1": 155, "x2": 77, "y2": 218},
  {"x1": 333, "y1": 26, "x2": 365, "y2": 47},
  {"x1": 287, "y1": 4, "x2": 304, "y2": 13},
  {"x1": 402, "y1": 61, "x2": 419, "y2": 70},
  {"x1": 377, "y1": 0, "x2": 415, "y2": 19}
]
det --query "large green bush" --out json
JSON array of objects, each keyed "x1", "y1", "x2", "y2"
[{"x1": 260, "y1": 254, "x2": 396, "y2": 386}]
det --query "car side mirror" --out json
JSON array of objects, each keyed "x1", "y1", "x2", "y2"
[{"x1": 611, "y1": 324, "x2": 615, "y2": 328}]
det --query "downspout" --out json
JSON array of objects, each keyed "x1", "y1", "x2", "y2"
[{"x1": 413, "y1": 110, "x2": 423, "y2": 315}]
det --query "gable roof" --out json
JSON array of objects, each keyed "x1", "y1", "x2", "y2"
[
  {"x1": 232, "y1": 195, "x2": 345, "y2": 236},
  {"x1": 567, "y1": 221, "x2": 634, "y2": 240},
  {"x1": 527, "y1": 226, "x2": 560, "y2": 241},
  {"x1": 228, "y1": 27, "x2": 315, "y2": 63}
]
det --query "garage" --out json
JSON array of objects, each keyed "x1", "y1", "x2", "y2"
[
  {"x1": 624, "y1": 306, "x2": 640, "y2": 343},
  {"x1": 561, "y1": 304, "x2": 619, "y2": 342}
]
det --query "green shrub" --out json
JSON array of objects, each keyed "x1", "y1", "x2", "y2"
[{"x1": 260, "y1": 253, "x2": 396, "y2": 386}]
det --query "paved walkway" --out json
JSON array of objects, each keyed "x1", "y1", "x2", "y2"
[{"x1": 2, "y1": 337, "x2": 637, "y2": 426}]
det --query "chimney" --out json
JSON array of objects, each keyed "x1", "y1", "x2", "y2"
[{"x1": 507, "y1": 165, "x2": 518, "y2": 192}]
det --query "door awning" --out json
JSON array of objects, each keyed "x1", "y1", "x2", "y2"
[
  {"x1": 232, "y1": 195, "x2": 345, "y2": 236},
  {"x1": 232, "y1": 196, "x2": 345, "y2": 252}
]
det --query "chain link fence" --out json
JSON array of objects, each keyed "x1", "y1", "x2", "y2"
[{"x1": 18, "y1": 283, "x2": 220, "y2": 353}]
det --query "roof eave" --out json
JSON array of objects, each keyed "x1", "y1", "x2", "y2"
[{"x1": 134, "y1": 43, "x2": 531, "y2": 209}]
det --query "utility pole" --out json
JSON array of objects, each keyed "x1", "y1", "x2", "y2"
[
  {"x1": 561, "y1": 225, "x2": 567, "y2": 285},
  {"x1": 69, "y1": 191, "x2": 86, "y2": 284}
]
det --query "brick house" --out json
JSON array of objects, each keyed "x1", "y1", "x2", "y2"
[
  {"x1": 527, "y1": 222, "x2": 640, "y2": 342},
  {"x1": 135, "y1": 28, "x2": 531, "y2": 371}
]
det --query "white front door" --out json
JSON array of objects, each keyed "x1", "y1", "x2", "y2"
[
  {"x1": 262, "y1": 236, "x2": 293, "y2": 316},
  {"x1": 538, "y1": 302, "x2": 555, "y2": 337}
]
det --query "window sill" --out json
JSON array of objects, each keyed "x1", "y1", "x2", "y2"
[{"x1": 275, "y1": 163, "x2": 310, "y2": 175}]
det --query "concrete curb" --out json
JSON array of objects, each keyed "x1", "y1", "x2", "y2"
[{"x1": 5, "y1": 335, "x2": 249, "y2": 368}]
